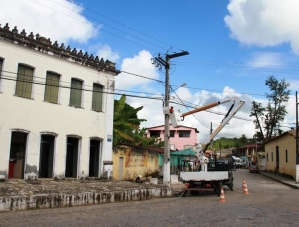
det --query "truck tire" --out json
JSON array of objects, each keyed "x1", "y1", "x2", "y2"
[
  {"x1": 215, "y1": 181, "x2": 222, "y2": 196},
  {"x1": 228, "y1": 178, "x2": 234, "y2": 191}
]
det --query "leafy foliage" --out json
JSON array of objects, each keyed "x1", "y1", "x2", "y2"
[
  {"x1": 211, "y1": 135, "x2": 257, "y2": 151},
  {"x1": 113, "y1": 95, "x2": 164, "y2": 148},
  {"x1": 250, "y1": 75, "x2": 290, "y2": 141}
]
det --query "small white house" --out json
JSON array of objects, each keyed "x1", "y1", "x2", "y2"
[{"x1": 0, "y1": 23, "x2": 120, "y2": 180}]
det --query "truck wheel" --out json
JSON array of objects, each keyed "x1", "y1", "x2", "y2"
[
  {"x1": 228, "y1": 176, "x2": 234, "y2": 191},
  {"x1": 215, "y1": 181, "x2": 222, "y2": 196},
  {"x1": 228, "y1": 181, "x2": 234, "y2": 191}
]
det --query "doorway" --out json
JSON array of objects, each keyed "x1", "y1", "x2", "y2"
[
  {"x1": 39, "y1": 135, "x2": 55, "y2": 178},
  {"x1": 89, "y1": 139, "x2": 101, "y2": 177},
  {"x1": 65, "y1": 137, "x2": 79, "y2": 178},
  {"x1": 276, "y1": 146, "x2": 280, "y2": 170},
  {"x1": 118, "y1": 157, "x2": 123, "y2": 180},
  {"x1": 9, "y1": 131, "x2": 28, "y2": 178}
]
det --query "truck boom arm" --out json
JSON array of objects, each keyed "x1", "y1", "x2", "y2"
[
  {"x1": 170, "y1": 96, "x2": 245, "y2": 154},
  {"x1": 199, "y1": 96, "x2": 245, "y2": 153}
]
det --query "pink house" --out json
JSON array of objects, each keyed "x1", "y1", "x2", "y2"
[{"x1": 146, "y1": 124, "x2": 199, "y2": 150}]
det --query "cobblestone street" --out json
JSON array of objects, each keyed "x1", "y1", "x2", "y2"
[{"x1": 1, "y1": 170, "x2": 299, "y2": 226}]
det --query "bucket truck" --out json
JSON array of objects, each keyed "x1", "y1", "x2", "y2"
[{"x1": 169, "y1": 96, "x2": 245, "y2": 196}]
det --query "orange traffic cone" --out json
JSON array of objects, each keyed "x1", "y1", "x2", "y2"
[
  {"x1": 219, "y1": 187, "x2": 226, "y2": 202},
  {"x1": 243, "y1": 181, "x2": 249, "y2": 195},
  {"x1": 242, "y1": 179, "x2": 246, "y2": 189}
]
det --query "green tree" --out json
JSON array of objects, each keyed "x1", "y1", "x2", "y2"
[
  {"x1": 113, "y1": 95, "x2": 164, "y2": 148},
  {"x1": 250, "y1": 75, "x2": 290, "y2": 141},
  {"x1": 239, "y1": 134, "x2": 248, "y2": 146},
  {"x1": 113, "y1": 95, "x2": 146, "y2": 146}
]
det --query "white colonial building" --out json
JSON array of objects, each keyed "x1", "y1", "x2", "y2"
[{"x1": 0, "y1": 23, "x2": 120, "y2": 181}]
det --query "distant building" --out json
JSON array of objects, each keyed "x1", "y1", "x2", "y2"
[
  {"x1": 233, "y1": 144, "x2": 262, "y2": 165},
  {"x1": 264, "y1": 130, "x2": 297, "y2": 179},
  {"x1": 0, "y1": 23, "x2": 120, "y2": 181},
  {"x1": 146, "y1": 124, "x2": 199, "y2": 150}
]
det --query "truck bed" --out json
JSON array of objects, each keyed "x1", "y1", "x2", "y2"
[{"x1": 180, "y1": 171, "x2": 229, "y2": 181}]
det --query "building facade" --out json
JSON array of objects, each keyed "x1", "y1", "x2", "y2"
[
  {"x1": 264, "y1": 130, "x2": 297, "y2": 179},
  {"x1": 233, "y1": 144, "x2": 262, "y2": 166},
  {"x1": 0, "y1": 23, "x2": 120, "y2": 181},
  {"x1": 112, "y1": 145, "x2": 161, "y2": 181},
  {"x1": 146, "y1": 124, "x2": 199, "y2": 150}
]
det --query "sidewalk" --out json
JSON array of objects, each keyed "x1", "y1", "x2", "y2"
[{"x1": 260, "y1": 171, "x2": 299, "y2": 189}]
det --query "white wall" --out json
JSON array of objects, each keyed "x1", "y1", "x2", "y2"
[{"x1": 0, "y1": 39, "x2": 117, "y2": 180}]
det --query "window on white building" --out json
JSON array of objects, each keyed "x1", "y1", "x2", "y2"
[
  {"x1": 44, "y1": 71, "x2": 60, "y2": 104},
  {"x1": 15, "y1": 64, "x2": 34, "y2": 99},
  {"x1": 69, "y1": 78, "x2": 83, "y2": 108},
  {"x1": 179, "y1": 130, "x2": 190, "y2": 138},
  {"x1": 92, "y1": 83, "x2": 103, "y2": 112}
]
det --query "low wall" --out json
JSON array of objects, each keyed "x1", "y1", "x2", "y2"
[{"x1": 0, "y1": 187, "x2": 171, "y2": 212}]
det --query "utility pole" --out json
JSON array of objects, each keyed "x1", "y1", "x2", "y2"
[
  {"x1": 152, "y1": 51, "x2": 189, "y2": 185},
  {"x1": 296, "y1": 91, "x2": 299, "y2": 182},
  {"x1": 210, "y1": 122, "x2": 213, "y2": 156}
]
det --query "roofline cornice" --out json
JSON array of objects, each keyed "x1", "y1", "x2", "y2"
[{"x1": 0, "y1": 23, "x2": 121, "y2": 75}]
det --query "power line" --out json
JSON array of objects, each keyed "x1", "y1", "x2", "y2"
[
  {"x1": 172, "y1": 59, "x2": 299, "y2": 76},
  {"x1": 30, "y1": 0, "x2": 171, "y2": 53},
  {"x1": 170, "y1": 86, "x2": 206, "y2": 128},
  {"x1": 0, "y1": 73, "x2": 253, "y2": 139},
  {"x1": 120, "y1": 70, "x2": 163, "y2": 83},
  {"x1": 0, "y1": 74, "x2": 163, "y2": 101},
  {"x1": 1, "y1": 69, "x2": 164, "y2": 97},
  {"x1": 0, "y1": 68, "x2": 264, "y2": 115},
  {"x1": 47, "y1": 0, "x2": 182, "y2": 51}
]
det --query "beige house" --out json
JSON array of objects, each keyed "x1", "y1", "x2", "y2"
[{"x1": 264, "y1": 130, "x2": 297, "y2": 179}]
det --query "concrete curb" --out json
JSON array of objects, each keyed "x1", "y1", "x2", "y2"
[{"x1": 260, "y1": 172, "x2": 299, "y2": 189}]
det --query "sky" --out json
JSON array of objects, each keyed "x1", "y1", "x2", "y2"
[{"x1": 1, "y1": 0, "x2": 299, "y2": 144}]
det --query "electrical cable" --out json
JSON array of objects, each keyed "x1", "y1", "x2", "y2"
[
  {"x1": 0, "y1": 74, "x2": 163, "y2": 101},
  {"x1": 46, "y1": 0, "x2": 183, "y2": 52},
  {"x1": 30, "y1": 0, "x2": 168, "y2": 53}
]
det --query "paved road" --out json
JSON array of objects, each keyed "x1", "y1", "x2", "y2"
[{"x1": 1, "y1": 169, "x2": 299, "y2": 227}]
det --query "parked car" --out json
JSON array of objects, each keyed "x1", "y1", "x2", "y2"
[
  {"x1": 249, "y1": 165, "x2": 260, "y2": 173},
  {"x1": 235, "y1": 160, "x2": 245, "y2": 169},
  {"x1": 232, "y1": 156, "x2": 245, "y2": 169}
]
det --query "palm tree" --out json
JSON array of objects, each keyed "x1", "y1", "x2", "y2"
[
  {"x1": 113, "y1": 95, "x2": 145, "y2": 146},
  {"x1": 113, "y1": 95, "x2": 164, "y2": 148}
]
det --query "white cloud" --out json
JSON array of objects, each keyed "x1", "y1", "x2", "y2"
[
  {"x1": 96, "y1": 44, "x2": 120, "y2": 63},
  {"x1": 127, "y1": 85, "x2": 256, "y2": 144},
  {"x1": 116, "y1": 50, "x2": 159, "y2": 90},
  {"x1": 86, "y1": 43, "x2": 120, "y2": 62},
  {"x1": 288, "y1": 80, "x2": 299, "y2": 91},
  {"x1": 224, "y1": 0, "x2": 299, "y2": 54},
  {"x1": 0, "y1": 0, "x2": 97, "y2": 44},
  {"x1": 246, "y1": 52, "x2": 284, "y2": 68}
]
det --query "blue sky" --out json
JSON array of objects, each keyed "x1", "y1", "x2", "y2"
[{"x1": 1, "y1": 0, "x2": 299, "y2": 143}]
